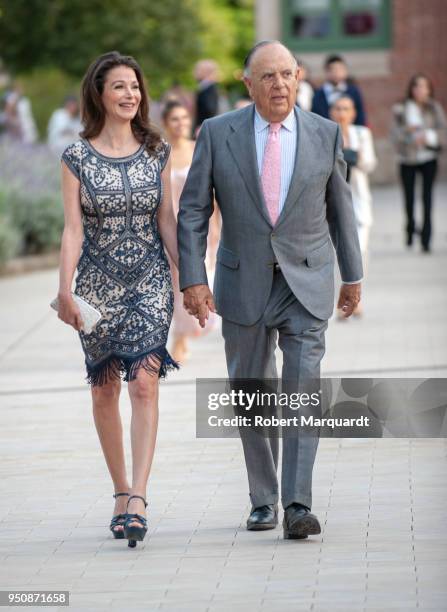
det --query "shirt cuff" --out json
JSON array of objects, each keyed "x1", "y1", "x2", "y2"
[{"x1": 342, "y1": 278, "x2": 363, "y2": 285}]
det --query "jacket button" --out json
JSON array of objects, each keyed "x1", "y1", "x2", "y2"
[{"x1": 271, "y1": 232, "x2": 275, "y2": 238}]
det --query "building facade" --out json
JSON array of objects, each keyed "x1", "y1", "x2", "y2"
[{"x1": 256, "y1": 0, "x2": 447, "y2": 182}]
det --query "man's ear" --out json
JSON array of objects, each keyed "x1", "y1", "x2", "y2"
[{"x1": 242, "y1": 76, "x2": 252, "y2": 98}]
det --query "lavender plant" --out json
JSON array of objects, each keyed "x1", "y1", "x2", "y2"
[{"x1": 0, "y1": 136, "x2": 64, "y2": 263}]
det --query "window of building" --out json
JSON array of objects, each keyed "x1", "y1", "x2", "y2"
[{"x1": 282, "y1": 0, "x2": 391, "y2": 51}]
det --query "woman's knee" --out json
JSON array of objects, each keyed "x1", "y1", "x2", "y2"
[
  {"x1": 92, "y1": 379, "x2": 121, "y2": 406},
  {"x1": 128, "y1": 369, "x2": 159, "y2": 404}
]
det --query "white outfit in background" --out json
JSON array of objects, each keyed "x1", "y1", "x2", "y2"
[
  {"x1": 346, "y1": 124, "x2": 377, "y2": 260},
  {"x1": 404, "y1": 100, "x2": 440, "y2": 164},
  {"x1": 47, "y1": 108, "x2": 83, "y2": 155},
  {"x1": 17, "y1": 98, "x2": 38, "y2": 144},
  {"x1": 297, "y1": 80, "x2": 314, "y2": 111}
]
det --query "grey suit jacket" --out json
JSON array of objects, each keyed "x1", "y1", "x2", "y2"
[{"x1": 177, "y1": 104, "x2": 363, "y2": 325}]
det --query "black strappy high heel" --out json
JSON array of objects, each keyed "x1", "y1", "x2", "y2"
[
  {"x1": 110, "y1": 492, "x2": 130, "y2": 539},
  {"x1": 124, "y1": 494, "x2": 148, "y2": 548}
]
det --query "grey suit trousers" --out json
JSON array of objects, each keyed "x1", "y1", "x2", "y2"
[{"x1": 221, "y1": 270, "x2": 328, "y2": 510}]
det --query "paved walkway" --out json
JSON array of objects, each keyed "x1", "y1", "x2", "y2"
[{"x1": 1, "y1": 184, "x2": 446, "y2": 611}]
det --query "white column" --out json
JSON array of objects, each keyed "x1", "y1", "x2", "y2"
[{"x1": 255, "y1": 0, "x2": 281, "y2": 41}]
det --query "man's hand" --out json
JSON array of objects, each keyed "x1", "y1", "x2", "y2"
[
  {"x1": 183, "y1": 284, "x2": 216, "y2": 328},
  {"x1": 337, "y1": 283, "x2": 361, "y2": 318}
]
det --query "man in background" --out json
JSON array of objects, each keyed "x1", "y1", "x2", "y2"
[
  {"x1": 47, "y1": 95, "x2": 82, "y2": 155},
  {"x1": 312, "y1": 54, "x2": 367, "y2": 126},
  {"x1": 193, "y1": 59, "x2": 220, "y2": 134}
]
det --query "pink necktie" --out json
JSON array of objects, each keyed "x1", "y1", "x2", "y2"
[{"x1": 261, "y1": 122, "x2": 281, "y2": 225}]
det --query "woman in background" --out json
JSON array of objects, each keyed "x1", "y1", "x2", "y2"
[
  {"x1": 391, "y1": 74, "x2": 446, "y2": 252},
  {"x1": 330, "y1": 94, "x2": 377, "y2": 317},
  {"x1": 295, "y1": 60, "x2": 314, "y2": 111},
  {"x1": 162, "y1": 100, "x2": 220, "y2": 362}
]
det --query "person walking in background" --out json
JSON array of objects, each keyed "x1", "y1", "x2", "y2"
[
  {"x1": 56, "y1": 51, "x2": 179, "y2": 548},
  {"x1": 193, "y1": 59, "x2": 220, "y2": 134},
  {"x1": 312, "y1": 54, "x2": 366, "y2": 126},
  {"x1": 162, "y1": 81, "x2": 195, "y2": 119},
  {"x1": 295, "y1": 60, "x2": 314, "y2": 111},
  {"x1": 0, "y1": 82, "x2": 38, "y2": 143},
  {"x1": 330, "y1": 95, "x2": 377, "y2": 317},
  {"x1": 391, "y1": 74, "x2": 446, "y2": 252},
  {"x1": 47, "y1": 95, "x2": 83, "y2": 155},
  {"x1": 162, "y1": 100, "x2": 220, "y2": 363}
]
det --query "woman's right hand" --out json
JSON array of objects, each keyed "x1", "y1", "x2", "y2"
[{"x1": 57, "y1": 292, "x2": 83, "y2": 332}]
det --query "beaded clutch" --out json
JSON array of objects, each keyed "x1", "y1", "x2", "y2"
[{"x1": 50, "y1": 293, "x2": 103, "y2": 334}]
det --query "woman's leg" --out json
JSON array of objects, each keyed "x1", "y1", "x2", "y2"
[
  {"x1": 420, "y1": 159, "x2": 438, "y2": 251},
  {"x1": 126, "y1": 360, "x2": 160, "y2": 527},
  {"x1": 172, "y1": 333, "x2": 190, "y2": 363},
  {"x1": 399, "y1": 163, "x2": 417, "y2": 245},
  {"x1": 91, "y1": 378, "x2": 130, "y2": 532}
]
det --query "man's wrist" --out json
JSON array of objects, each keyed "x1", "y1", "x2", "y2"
[
  {"x1": 342, "y1": 278, "x2": 363, "y2": 285},
  {"x1": 182, "y1": 283, "x2": 208, "y2": 292}
]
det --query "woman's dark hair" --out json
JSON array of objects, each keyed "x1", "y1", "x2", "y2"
[
  {"x1": 80, "y1": 50, "x2": 160, "y2": 153},
  {"x1": 161, "y1": 99, "x2": 189, "y2": 123},
  {"x1": 406, "y1": 73, "x2": 435, "y2": 102}
]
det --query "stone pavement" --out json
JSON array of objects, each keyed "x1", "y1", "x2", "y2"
[{"x1": 0, "y1": 183, "x2": 446, "y2": 611}]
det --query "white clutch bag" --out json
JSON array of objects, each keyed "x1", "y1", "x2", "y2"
[{"x1": 50, "y1": 292, "x2": 103, "y2": 334}]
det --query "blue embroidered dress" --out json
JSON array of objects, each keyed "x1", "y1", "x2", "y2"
[{"x1": 61, "y1": 137, "x2": 179, "y2": 386}]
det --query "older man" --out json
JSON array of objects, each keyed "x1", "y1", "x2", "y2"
[{"x1": 177, "y1": 41, "x2": 362, "y2": 539}]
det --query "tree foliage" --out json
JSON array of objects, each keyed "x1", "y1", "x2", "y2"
[
  {"x1": 197, "y1": 0, "x2": 254, "y2": 83},
  {"x1": 0, "y1": 0, "x2": 202, "y2": 96},
  {"x1": 0, "y1": 0, "x2": 254, "y2": 90}
]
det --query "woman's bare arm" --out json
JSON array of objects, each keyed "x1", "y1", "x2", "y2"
[
  {"x1": 157, "y1": 156, "x2": 179, "y2": 268},
  {"x1": 57, "y1": 162, "x2": 84, "y2": 331}
]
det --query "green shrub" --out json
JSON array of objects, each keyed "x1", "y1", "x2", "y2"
[
  {"x1": 10, "y1": 191, "x2": 64, "y2": 254},
  {"x1": 0, "y1": 190, "x2": 22, "y2": 265},
  {"x1": 0, "y1": 217, "x2": 21, "y2": 265},
  {"x1": 0, "y1": 139, "x2": 64, "y2": 262}
]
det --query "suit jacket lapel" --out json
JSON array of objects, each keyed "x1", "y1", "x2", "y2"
[
  {"x1": 226, "y1": 105, "x2": 273, "y2": 227},
  {"x1": 226, "y1": 105, "x2": 323, "y2": 228},
  {"x1": 276, "y1": 106, "x2": 322, "y2": 226}
]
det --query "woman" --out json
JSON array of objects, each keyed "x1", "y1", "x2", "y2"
[
  {"x1": 162, "y1": 100, "x2": 220, "y2": 362},
  {"x1": 391, "y1": 74, "x2": 446, "y2": 252},
  {"x1": 295, "y1": 61, "x2": 314, "y2": 112},
  {"x1": 330, "y1": 94, "x2": 377, "y2": 317},
  {"x1": 57, "y1": 51, "x2": 179, "y2": 547}
]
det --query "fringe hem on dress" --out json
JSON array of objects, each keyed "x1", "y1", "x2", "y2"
[{"x1": 85, "y1": 345, "x2": 180, "y2": 387}]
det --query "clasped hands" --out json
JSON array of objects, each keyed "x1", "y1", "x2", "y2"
[{"x1": 183, "y1": 284, "x2": 216, "y2": 328}]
